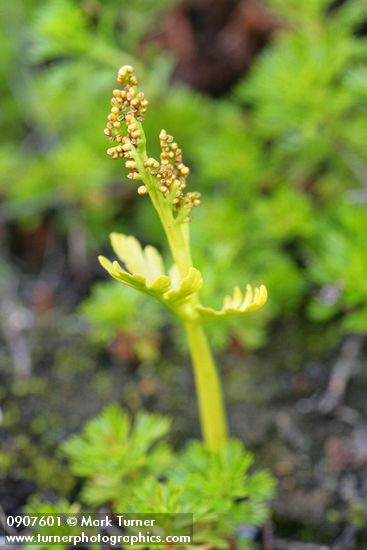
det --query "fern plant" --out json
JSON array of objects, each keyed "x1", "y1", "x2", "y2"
[{"x1": 99, "y1": 66, "x2": 267, "y2": 451}]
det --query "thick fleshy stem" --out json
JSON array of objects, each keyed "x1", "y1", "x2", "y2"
[{"x1": 185, "y1": 322, "x2": 228, "y2": 450}]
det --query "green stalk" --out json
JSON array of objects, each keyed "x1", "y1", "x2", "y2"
[
  {"x1": 184, "y1": 321, "x2": 228, "y2": 451},
  {"x1": 163, "y1": 214, "x2": 228, "y2": 451},
  {"x1": 152, "y1": 186, "x2": 228, "y2": 451}
]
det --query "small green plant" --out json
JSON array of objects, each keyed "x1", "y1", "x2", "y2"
[
  {"x1": 61, "y1": 404, "x2": 274, "y2": 548},
  {"x1": 99, "y1": 66, "x2": 268, "y2": 451},
  {"x1": 26, "y1": 405, "x2": 274, "y2": 549}
]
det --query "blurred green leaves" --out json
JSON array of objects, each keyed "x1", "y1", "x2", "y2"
[
  {"x1": 236, "y1": 0, "x2": 367, "y2": 186},
  {"x1": 63, "y1": 404, "x2": 172, "y2": 505},
  {"x1": 307, "y1": 202, "x2": 367, "y2": 331}
]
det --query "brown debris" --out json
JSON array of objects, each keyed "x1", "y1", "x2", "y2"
[{"x1": 148, "y1": 0, "x2": 277, "y2": 95}]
